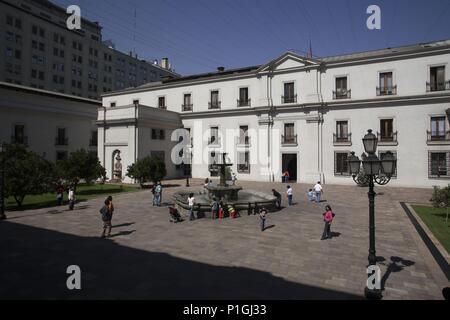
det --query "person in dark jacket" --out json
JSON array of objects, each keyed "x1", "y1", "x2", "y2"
[
  {"x1": 100, "y1": 198, "x2": 113, "y2": 238},
  {"x1": 272, "y1": 189, "x2": 281, "y2": 209}
]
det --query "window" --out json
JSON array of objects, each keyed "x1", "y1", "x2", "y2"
[
  {"x1": 283, "y1": 123, "x2": 296, "y2": 144},
  {"x1": 429, "y1": 116, "x2": 447, "y2": 140},
  {"x1": 12, "y1": 124, "x2": 26, "y2": 144},
  {"x1": 151, "y1": 129, "x2": 165, "y2": 140},
  {"x1": 335, "y1": 121, "x2": 349, "y2": 142},
  {"x1": 239, "y1": 125, "x2": 249, "y2": 145},
  {"x1": 238, "y1": 87, "x2": 250, "y2": 106},
  {"x1": 56, "y1": 128, "x2": 67, "y2": 145},
  {"x1": 110, "y1": 102, "x2": 116, "y2": 107},
  {"x1": 133, "y1": 99, "x2": 139, "y2": 106},
  {"x1": 378, "y1": 72, "x2": 396, "y2": 95},
  {"x1": 334, "y1": 77, "x2": 350, "y2": 99},
  {"x1": 14, "y1": 49, "x2": 21, "y2": 59},
  {"x1": 379, "y1": 119, "x2": 394, "y2": 141},
  {"x1": 208, "y1": 152, "x2": 219, "y2": 176},
  {"x1": 429, "y1": 66, "x2": 447, "y2": 92},
  {"x1": 379, "y1": 151, "x2": 397, "y2": 178},
  {"x1": 209, "y1": 127, "x2": 219, "y2": 144},
  {"x1": 5, "y1": 31, "x2": 14, "y2": 42},
  {"x1": 183, "y1": 94, "x2": 192, "y2": 111},
  {"x1": 429, "y1": 152, "x2": 449, "y2": 178},
  {"x1": 283, "y1": 82, "x2": 296, "y2": 103},
  {"x1": 90, "y1": 131, "x2": 98, "y2": 146},
  {"x1": 5, "y1": 47, "x2": 13, "y2": 57},
  {"x1": 158, "y1": 96, "x2": 166, "y2": 109},
  {"x1": 209, "y1": 90, "x2": 220, "y2": 109},
  {"x1": 6, "y1": 15, "x2": 13, "y2": 26},
  {"x1": 335, "y1": 152, "x2": 349, "y2": 176},
  {"x1": 237, "y1": 151, "x2": 250, "y2": 173}
]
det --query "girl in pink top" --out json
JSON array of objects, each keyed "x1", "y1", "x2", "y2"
[{"x1": 321, "y1": 205, "x2": 335, "y2": 240}]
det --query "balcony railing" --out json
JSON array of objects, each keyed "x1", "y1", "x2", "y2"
[
  {"x1": 208, "y1": 136, "x2": 221, "y2": 145},
  {"x1": 182, "y1": 104, "x2": 193, "y2": 112},
  {"x1": 158, "y1": 105, "x2": 167, "y2": 110},
  {"x1": 377, "y1": 85, "x2": 397, "y2": 96},
  {"x1": 237, "y1": 164, "x2": 250, "y2": 173},
  {"x1": 237, "y1": 98, "x2": 251, "y2": 107},
  {"x1": 333, "y1": 89, "x2": 351, "y2": 100},
  {"x1": 377, "y1": 131, "x2": 398, "y2": 145},
  {"x1": 281, "y1": 134, "x2": 298, "y2": 145},
  {"x1": 282, "y1": 95, "x2": 297, "y2": 104},
  {"x1": 55, "y1": 137, "x2": 68, "y2": 146},
  {"x1": 10, "y1": 135, "x2": 28, "y2": 145},
  {"x1": 208, "y1": 101, "x2": 221, "y2": 109},
  {"x1": 427, "y1": 130, "x2": 450, "y2": 142},
  {"x1": 426, "y1": 81, "x2": 450, "y2": 92},
  {"x1": 333, "y1": 133, "x2": 352, "y2": 144}
]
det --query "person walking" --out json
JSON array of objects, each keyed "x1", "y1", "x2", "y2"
[
  {"x1": 68, "y1": 187, "x2": 75, "y2": 210},
  {"x1": 56, "y1": 185, "x2": 64, "y2": 206},
  {"x1": 100, "y1": 198, "x2": 113, "y2": 238},
  {"x1": 321, "y1": 205, "x2": 335, "y2": 240},
  {"x1": 286, "y1": 185, "x2": 293, "y2": 206},
  {"x1": 188, "y1": 193, "x2": 195, "y2": 221},
  {"x1": 211, "y1": 197, "x2": 219, "y2": 219},
  {"x1": 272, "y1": 189, "x2": 282, "y2": 209},
  {"x1": 314, "y1": 181, "x2": 323, "y2": 204},
  {"x1": 259, "y1": 207, "x2": 267, "y2": 231},
  {"x1": 151, "y1": 184, "x2": 156, "y2": 206},
  {"x1": 307, "y1": 189, "x2": 314, "y2": 202},
  {"x1": 154, "y1": 182, "x2": 162, "y2": 206},
  {"x1": 231, "y1": 173, "x2": 237, "y2": 186}
]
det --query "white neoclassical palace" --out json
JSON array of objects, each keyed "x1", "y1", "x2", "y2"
[{"x1": 99, "y1": 40, "x2": 450, "y2": 188}]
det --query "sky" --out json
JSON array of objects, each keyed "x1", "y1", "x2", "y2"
[{"x1": 53, "y1": 0, "x2": 450, "y2": 75}]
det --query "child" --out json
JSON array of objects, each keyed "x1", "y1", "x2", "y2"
[
  {"x1": 307, "y1": 189, "x2": 314, "y2": 201},
  {"x1": 321, "y1": 205, "x2": 335, "y2": 240},
  {"x1": 228, "y1": 205, "x2": 237, "y2": 219},
  {"x1": 259, "y1": 207, "x2": 267, "y2": 231},
  {"x1": 100, "y1": 199, "x2": 113, "y2": 238},
  {"x1": 286, "y1": 185, "x2": 293, "y2": 206},
  {"x1": 188, "y1": 193, "x2": 195, "y2": 221},
  {"x1": 211, "y1": 197, "x2": 219, "y2": 219},
  {"x1": 68, "y1": 187, "x2": 75, "y2": 210}
]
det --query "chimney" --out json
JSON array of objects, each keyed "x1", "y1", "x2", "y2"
[
  {"x1": 217, "y1": 66, "x2": 225, "y2": 72},
  {"x1": 161, "y1": 57, "x2": 169, "y2": 70}
]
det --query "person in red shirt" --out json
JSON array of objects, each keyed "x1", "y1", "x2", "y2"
[{"x1": 321, "y1": 205, "x2": 335, "y2": 240}]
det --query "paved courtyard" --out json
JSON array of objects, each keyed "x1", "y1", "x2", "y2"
[{"x1": 0, "y1": 179, "x2": 448, "y2": 299}]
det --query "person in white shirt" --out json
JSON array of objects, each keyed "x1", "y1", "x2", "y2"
[
  {"x1": 188, "y1": 193, "x2": 195, "y2": 221},
  {"x1": 286, "y1": 185, "x2": 293, "y2": 206},
  {"x1": 314, "y1": 182, "x2": 323, "y2": 203},
  {"x1": 68, "y1": 187, "x2": 75, "y2": 210}
]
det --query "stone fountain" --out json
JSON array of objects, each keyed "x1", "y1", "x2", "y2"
[{"x1": 173, "y1": 152, "x2": 277, "y2": 217}]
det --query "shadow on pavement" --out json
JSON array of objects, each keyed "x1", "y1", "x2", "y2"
[{"x1": 0, "y1": 221, "x2": 362, "y2": 300}]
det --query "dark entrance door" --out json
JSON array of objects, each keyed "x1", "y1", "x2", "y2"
[{"x1": 282, "y1": 154, "x2": 297, "y2": 182}]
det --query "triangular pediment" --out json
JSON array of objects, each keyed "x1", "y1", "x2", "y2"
[{"x1": 257, "y1": 51, "x2": 321, "y2": 73}]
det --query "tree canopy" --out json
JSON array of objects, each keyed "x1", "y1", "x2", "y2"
[{"x1": 126, "y1": 156, "x2": 167, "y2": 187}]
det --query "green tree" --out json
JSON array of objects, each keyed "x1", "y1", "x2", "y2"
[
  {"x1": 126, "y1": 156, "x2": 166, "y2": 188},
  {"x1": 431, "y1": 185, "x2": 450, "y2": 223},
  {"x1": 2, "y1": 144, "x2": 57, "y2": 207},
  {"x1": 57, "y1": 149, "x2": 106, "y2": 190}
]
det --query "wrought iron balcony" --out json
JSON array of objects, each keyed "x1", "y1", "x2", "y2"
[
  {"x1": 282, "y1": 95, "x2": 297, "y2": 104},
  {"x1": 237, "y1": 98, "x2": 251, "y2": 107},
  {"x1": 426, "y1": 80, "x2": 450, "y2": 92},
  {"x1": 10, "y1": 135, "x2": 28, "y2": 145},
  {"x1": 281, "y1": 134, "x2": 298, "y2": 145},
  {"x1": 377, "y1": 131, "x2": 398, "y2": 145},
  {"x1": 377, "y1": 85, "x2": 397, "y2": 96},
  {"x1": 333, "y1": 133, "x2": 352, "y2": 145},
  {"x1": 333, "y1": 89, "x2": 351, "y2": 100},
  {"x1": 208, "y1": 101, "x2": 221, "y2": 109},
  {"x1": 237, "y1": 164, "x2": 250, "y2": 173},
  {"x1": 55, "y1": 137, "x2": 68, "y2": 146},
  {"x1": 427, "y1": 130, "x2": 450, "y2": 144},
  {"x1": 182, "y1": 104, "x2": 193, "y2": 111}
]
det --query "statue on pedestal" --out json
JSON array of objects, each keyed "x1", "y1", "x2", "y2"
[{"x1": 113, "y1": 152, "x2": 122, "y2": 180}]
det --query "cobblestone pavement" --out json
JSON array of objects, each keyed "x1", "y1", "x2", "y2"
[{"x1": 0, "y1": 179, "x2": 448, "y2": 299}]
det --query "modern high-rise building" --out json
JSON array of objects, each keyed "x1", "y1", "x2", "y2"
[{"x1": 0, "y1": 0, "x2": 179, "y2": 100}]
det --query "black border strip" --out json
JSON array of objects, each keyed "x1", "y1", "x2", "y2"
[{"x1": 400, "y1": 202, "x2": 450, "y2": 281}]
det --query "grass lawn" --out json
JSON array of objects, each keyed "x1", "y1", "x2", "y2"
[
  {"x1": 6, "y1": 184, "x2": 140, "y2": 211},
  {"x1": 412, "y1": 205, "x2": 450, "y2": 255}
]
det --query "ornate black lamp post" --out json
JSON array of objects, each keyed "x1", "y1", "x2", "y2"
[
  {"x1": 0, "y1": 143, "x2": 7, "y2": 220},
  {"x1": 348, "y1": 129, "x2": 396, "y2": 300}
]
